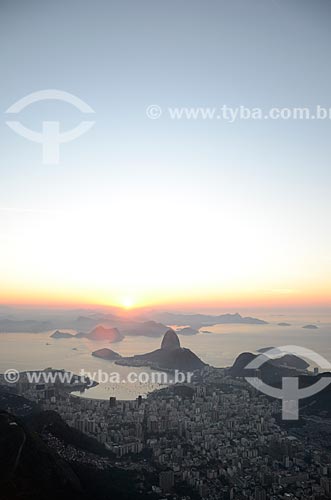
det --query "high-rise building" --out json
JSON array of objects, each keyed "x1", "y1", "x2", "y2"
[
  {"x1": 255, "y1": 486, "x2": 267, "y2": 500},
  {"x1": 321, "y1": 477, "x2": 331, "y2": 498},
  {"x1": 159, "y1": 470, "x2": 174, "y2": 493}
]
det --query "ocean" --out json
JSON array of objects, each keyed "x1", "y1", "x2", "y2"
[{"x1": 0, "y1": 310, "x2": 330, "y2": 400}]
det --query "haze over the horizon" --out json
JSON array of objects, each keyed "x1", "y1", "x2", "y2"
[{"x1": 0, "y1": 0, "x2": 330, "y2": 310}]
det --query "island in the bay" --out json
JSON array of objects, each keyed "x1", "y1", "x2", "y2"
[{"x1": 92, "y1": 329, "x2": 206, "y2": 371}]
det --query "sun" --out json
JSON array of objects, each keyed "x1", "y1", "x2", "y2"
[{"x1": 121, "y1": 297, "x2": 135, "y2": 309}]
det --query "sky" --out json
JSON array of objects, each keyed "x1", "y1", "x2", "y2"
[{"x1": 0, "y1": 0, "x2": 330, "y2": 311}]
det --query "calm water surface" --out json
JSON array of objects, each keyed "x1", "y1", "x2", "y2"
[{"x1": 0, "y1": 311, "x2": 330, "y2": 400}]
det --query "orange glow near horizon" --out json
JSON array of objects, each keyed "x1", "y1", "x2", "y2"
[
  {"x1": 1, "y1": 193, "x2": 330, "y2": 313},
  {"x1": 0, "y1": 284, "x2": 329, "y2": 312}
]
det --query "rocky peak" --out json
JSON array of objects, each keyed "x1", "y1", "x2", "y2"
[{"x1": 161, "y1": 329, "x2": 181, "y2": 351}]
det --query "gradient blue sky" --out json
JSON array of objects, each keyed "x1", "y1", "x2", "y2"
[{"x1": 0, "y1": 0, "x2": 330, "y2": 309}]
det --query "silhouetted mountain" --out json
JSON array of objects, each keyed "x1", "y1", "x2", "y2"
[
  {"x1": 92, "y1": 348, "x2": 122, "y2": 360},
  {"x1": 115, "y1": 330, "x2": 206, "y2": 371},
  {"x1": 229, "y1": 352, "x2": 256, "y2": 376},
  {"x1": 229, "y1": 351, "x2": 309, "y2": 382},
  {"x1": 74, "y1": 331, "x2": 87, "y2": 338},
  {"x1": 274, "y1": 355, "x2": 309, "y2": 370},
  {"x1": 257, "y1": 347, "x2": 275, "y2": 353},
  {"x1": 123, "y1": 320, "x2": 169, "y2": 337},
  {"x1": 298, "y1": 373, "x2": 331, "y2": 416},
  {"x1": 161, "y1": 329, "x2": 181, "y2": 350},
  {"x1": 255, "y1": 348, "x2": 309, "y2": 370},
  {"x1": 0, "y1": 385, "x2": 39, "y2": 417},
  {"x1": 117, "y1": 347, "x2": 205, "y2": 371},
  {"x1": 75, "y1": 320, "x2": 168, "y2": 339},
  {"x1": 51, "y1": 330, "x2": 74, "y2": 339},
  {"x1": 303, "y1": 324, "x2": 318, "y2": 329},
  {"x1": 0, "y1": 411, "x2": 84, "y2": 500},
  {"x1": 83, "y1": 325, "x2": 123, "y2": 342},
  {"x1": 70, "y1": 315, "x2": 170, "y2": 338}
]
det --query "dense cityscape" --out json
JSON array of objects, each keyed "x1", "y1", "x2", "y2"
[{"x1": 2, "y1": 363, "x2": 331, "y2": 500}]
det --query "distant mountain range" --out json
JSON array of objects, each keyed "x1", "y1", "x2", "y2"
[
  {"x1": 93, "y1": 329, "x2": 206, "y2": 371},
  {"x1": 0, "y1": 308, "x2": 322, "y2": 343},
  {"x1": 0, "y1": 310, "x2": 266, "y2": 346},
  {"x1": 151, "y1": 312, "x2": 268, "y2": 328},
  {"x1": 0, "y1": 309, "x2": 268, "y2": 334}
]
